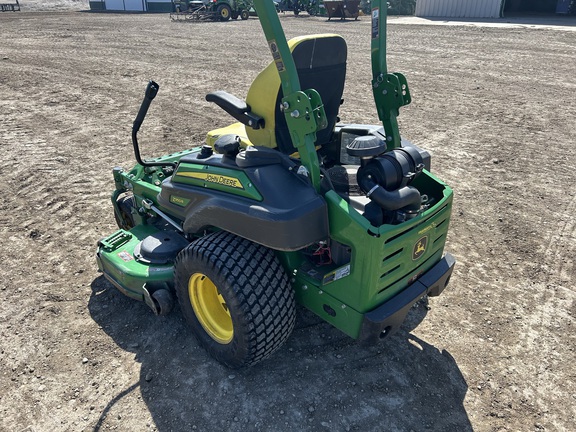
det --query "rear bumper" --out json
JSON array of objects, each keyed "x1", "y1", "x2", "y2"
[{"x1": 358, "y1": 253, "x2": 455, "y2": 345}]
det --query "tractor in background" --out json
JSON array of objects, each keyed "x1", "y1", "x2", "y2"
[
  {"x1": 172, "y1": 0, "x2": 252, "y2": 20},
  {"x1": 276, "y1": 0, "x2": 319, "y2": 15}
]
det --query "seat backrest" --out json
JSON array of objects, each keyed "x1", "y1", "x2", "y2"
[{"x1": 245, "y1": 34, "x2": 347, "y2": 154}]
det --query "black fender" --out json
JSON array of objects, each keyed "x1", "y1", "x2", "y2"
[{"x1": 157, "y1": 154, "x2": 329, "y2": 251}]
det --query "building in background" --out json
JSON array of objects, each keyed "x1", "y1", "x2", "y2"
[
  {"x1": 415, "y1": 0, "x2": 503, "y2": 18},
  {"x1": 89, "y1": 0, "x2": 173, "y2": 12},
  {"x1": 415, "y1": 0, "x2": 569, "y2": 18},
  {"x1": 87, "y1": 0, "x2": 575, "y2": 16}
]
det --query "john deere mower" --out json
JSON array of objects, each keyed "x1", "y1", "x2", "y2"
[{"x1": 97, "y1": 0, "x2": 455, "y2": 368}]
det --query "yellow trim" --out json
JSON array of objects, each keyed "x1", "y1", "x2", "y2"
[
  {"x1": 206, "y1": 122, "x2": 250, "y2": 148},
  {"x1": 188, "y1": 273, "x2": 233, "y2": 344}
]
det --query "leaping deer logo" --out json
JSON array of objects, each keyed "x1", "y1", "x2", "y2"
[{"x1": 413, "y1": 236, "x2": 428, "y2": 260}]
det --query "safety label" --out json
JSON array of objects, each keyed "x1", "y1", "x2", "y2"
[
  {"x1": 268, "y1": 39, "x2": 285, "y2": 72},
  {"x1": 323, "y1": 264, "x2": 351, "y2": 285},
  {"x1": 118, "y1": 251, "x2": 133, "y2": 262},
  {"x1": 372, "y1": 8, "x2": 379, "y2": 39}
]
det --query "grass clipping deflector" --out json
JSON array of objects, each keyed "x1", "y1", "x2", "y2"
[{"x1": 96, "y1": 0, "x2": 455, "y2": 368}]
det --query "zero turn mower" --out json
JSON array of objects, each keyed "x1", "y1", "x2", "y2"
[{"x1": 97, "y1": 0, "x2": 455, "y2": 368}]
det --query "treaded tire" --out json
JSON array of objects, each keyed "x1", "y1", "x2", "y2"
[
  {"x1": 217, "y1": 4, "x2": 232, "y2": 21},
  {"x1": 114, "y1": 193, "x2": 135, "y2": 230},
  {"x1": 174, "y1": 231, "x2": 296, "y2": 368}
]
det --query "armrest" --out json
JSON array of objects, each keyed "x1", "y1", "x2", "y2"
[{"x1": 206, "y1": 91, "x2": 265, "y2": 130}]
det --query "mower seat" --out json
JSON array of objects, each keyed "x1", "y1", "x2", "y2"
[{"x1": 206, "y1": 34, "x2": 347, "y2": 155}]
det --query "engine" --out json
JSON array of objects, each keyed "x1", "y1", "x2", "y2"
[{"x1": 329, "y1": 133, "x2": 430, "y2": 226}]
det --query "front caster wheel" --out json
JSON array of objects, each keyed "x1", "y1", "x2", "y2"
[
  {"x1": 174, "y1": 231, "x2": 295, "y2": 368},
  {"x1": 144, "y1": 287, "x2": 174, "y2": 316}
]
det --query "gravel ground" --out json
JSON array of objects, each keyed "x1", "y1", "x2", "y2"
[{"x1": 1, "y1": 5, "x2": 575, "y2": 432}]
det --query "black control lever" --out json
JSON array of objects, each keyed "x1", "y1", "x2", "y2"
[
  {"x1": 131, "y1": 81, "x2": 176, "y2": 169},
  {"x1": 133, "y1": 80, "x2": 159, "y2": 133}
]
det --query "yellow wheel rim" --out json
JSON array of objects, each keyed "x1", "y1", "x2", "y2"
[{"x1": 188, "y1": 273, "x2": 233, "y2": 344}]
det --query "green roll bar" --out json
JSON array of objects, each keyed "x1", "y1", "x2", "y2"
[
  {"x1": 251, "y1": 0, "x2": 411, "y2": 190},
  {"x1": 369, "y1": 2, "x2": 411, "y2": 151}
]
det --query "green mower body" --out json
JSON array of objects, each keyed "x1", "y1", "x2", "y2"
[{"x1": 97, "y1": 0, "x2": 455, "y2": 367}]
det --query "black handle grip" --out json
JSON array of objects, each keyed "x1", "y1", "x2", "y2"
[
  {"x1": 145, "y1": 80, "x2": 159, "y2": 100},
  {"x1": 133, "y1": 80, "x2": 160, "y2": 132}
]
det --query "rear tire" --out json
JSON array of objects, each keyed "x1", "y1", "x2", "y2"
[
  {"x1": 217, "y1": 4, "x2": 232, "y2": 21},
  {"x1": 174, "y1": 231, "x2": 295, "y2": 368}
]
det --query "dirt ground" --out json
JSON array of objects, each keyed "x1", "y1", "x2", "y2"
[{"x1": 1, "y1": 5, "x2": 575, "y2": 432}]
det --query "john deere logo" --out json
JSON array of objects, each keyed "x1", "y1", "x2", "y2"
[
  {"x1": 412, "y1": 236, "x2": 428, "y2": 260},
  {"x1": 176, "y1": 172, "x2": 244, "y2": 189}
]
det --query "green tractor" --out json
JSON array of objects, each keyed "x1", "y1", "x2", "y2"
[
  {"x1": 97, "y1": 0, "x2": 455, "y2": 368},
  {"x1": 173, "y1": 0, "x2": 251, "y2": 20},
  {"x1": 276, "y1": 0, "x2": 319, "y2": 15}
]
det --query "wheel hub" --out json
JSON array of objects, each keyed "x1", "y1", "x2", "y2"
[{"x1": 188, "y1": 273, "x2": 233, "y2": 344}]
